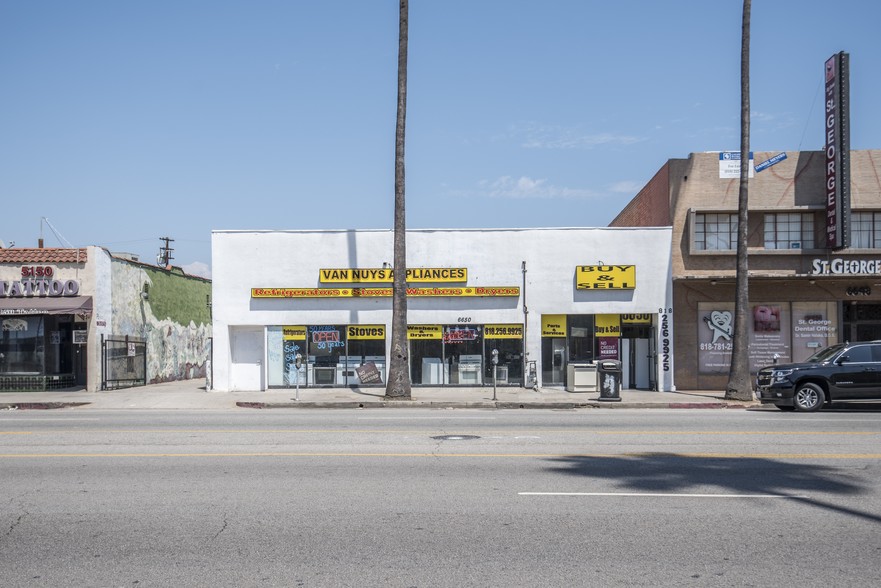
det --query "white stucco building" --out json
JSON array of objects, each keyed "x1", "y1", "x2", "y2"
[{"x1": 211, "y1": 227, "x2": 674, "y2": 392}]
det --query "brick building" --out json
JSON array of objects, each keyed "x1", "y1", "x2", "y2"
[{"x1": 611, "y1": 149, "x2": 881, "y2": 390}]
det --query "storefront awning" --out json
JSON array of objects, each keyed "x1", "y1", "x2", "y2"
[{"x1": 0, "y1": 296, "x2": 93, "y2": 316}]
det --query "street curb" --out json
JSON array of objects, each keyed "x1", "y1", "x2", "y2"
[
  {"x1": 0, "y1": 402, "x2": 91, "y2": 411},
  {"x1": 235, "y1": 400, "x2": 753, "y2": 410}
]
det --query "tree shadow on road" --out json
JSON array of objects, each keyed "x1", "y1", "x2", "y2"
[{"x1": 546, "y1": 453, "x2": 881, "y2": 524}]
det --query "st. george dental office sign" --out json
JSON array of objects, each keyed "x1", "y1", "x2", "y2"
[{"x1": 811, "y1": 258, "x2": 881, "y2": 276}]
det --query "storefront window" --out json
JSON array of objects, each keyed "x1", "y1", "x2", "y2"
[
  {"x1": 409, "y1": 325, "x2": 444, "y2": 385},
  {"x1": 568, "y1": 315, "x2": 595, "y2": 362},
  {"x1": 307, "y1": 325, "x2": 345, "y2": 386},
  {"x1": 344, "y1": 325, "x2": 386, "y2": 386},
  {"x1": 1, "y1": 316, "x2": 45, "y2": 373},
  {"x1": 443, "y1": 325, "x2": 483, "y2": 385},
  {"x1": 0, "y1": 315, "x2": 75, "y2": 376},
  {"x1": 484, "y1": 324, "x2": 523, "y2": 385}
]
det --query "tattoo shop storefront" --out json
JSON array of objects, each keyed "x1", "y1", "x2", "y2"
[
  {"x1": 211, "y1": 228, "x2": 675, "y2": 393},
  {"x1": 0, "y1": 250, "x2": 93, "y2": 391}
]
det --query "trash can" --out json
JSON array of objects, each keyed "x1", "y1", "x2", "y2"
[{"x1": 597, "y1": 360, "x2": 622, "y2": 402}]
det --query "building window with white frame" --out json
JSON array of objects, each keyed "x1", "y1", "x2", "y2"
[
  {"x1": 851, "y1": 212, "x2": 881, "y2": 249},
  {"x1": 763, "y1": 212, "x2": 815, "y2": 250},
  {"x1": 694, "y1": 212, "x2": 737, "y2": 251}
]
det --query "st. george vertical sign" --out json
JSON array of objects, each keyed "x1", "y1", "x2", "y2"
[{"x1": 824, "y1": 51, "x2": 851, "y2": 250}]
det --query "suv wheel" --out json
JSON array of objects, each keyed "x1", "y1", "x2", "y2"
[{"x1": 793, "y1": 383, "x2": 825, "y2": 412}]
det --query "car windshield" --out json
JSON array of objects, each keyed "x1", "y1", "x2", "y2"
[{"x1": 804, "y1": 344, "x2": 847, "y2": 363}]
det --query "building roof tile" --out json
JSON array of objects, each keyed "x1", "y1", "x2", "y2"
[{"x1": 0, "y1": 248, "x2": 89, "y2": 264}]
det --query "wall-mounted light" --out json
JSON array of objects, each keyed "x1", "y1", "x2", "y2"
[
  {"x1": 710, "y1": 280, "x2": 717, "y2": 286},
  {"x1": 809, "y1": 279, "x2": 816, "y2": 285}
]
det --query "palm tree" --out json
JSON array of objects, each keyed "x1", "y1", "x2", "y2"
[
  {"x1": 385, "y1": 0, "x2": 412, "y2": 399},
  {"x1": 726, "y1": 0, "x2": 753, "y2": 401}
]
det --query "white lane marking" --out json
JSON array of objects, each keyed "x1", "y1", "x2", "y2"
[
  {"x1": 0, "y1": 418, "x2": 102, "y2": 421},
  {"x1": 357, "y1": 416, "x2": 497, "y2": 420},
  {"x1": 519, "y1": 492, "x2": 807, "y2": 498}
]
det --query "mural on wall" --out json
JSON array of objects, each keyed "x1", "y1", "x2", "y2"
[
  {"x1": 111, "y1": 259, "x2": 211, "y2": 383},
  {"x1": 697, "y1": 301, "x2": 839, "y2": 373}
]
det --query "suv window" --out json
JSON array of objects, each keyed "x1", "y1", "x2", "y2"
[{"x1": 842, "y1": 346, "x2": 872, "y2": 363}]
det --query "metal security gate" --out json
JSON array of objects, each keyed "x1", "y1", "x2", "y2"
[{"x1": 101, "y1": 334, "x2": 147, "y2": 390}]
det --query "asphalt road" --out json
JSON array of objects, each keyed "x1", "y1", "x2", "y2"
[{"x1": 2, "y1": 407, "x2": 881, "y2": 587}]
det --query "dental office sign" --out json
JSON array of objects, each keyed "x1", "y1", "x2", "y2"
[
  {"x1": 718, "y1": 152, "x2": 754, "y2": 179},
  {"x1": 811, "y1": 258, "x2": 881, "y2": 275},
  {"x1": 825, "y1": 51, "x2": 851, "y2": 250}
]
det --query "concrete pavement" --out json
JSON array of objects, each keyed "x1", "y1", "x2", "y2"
[{"x1": 0, "y1": 378, "x2": 759, "y2": 410}]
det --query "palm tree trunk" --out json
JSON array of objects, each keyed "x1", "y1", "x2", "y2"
[
  {"x1": 385, "y1": 0, "x2": 412, "y2": 399},
  {"x1": 726, "y1": 0, "x2": 753, "y2": 401}
]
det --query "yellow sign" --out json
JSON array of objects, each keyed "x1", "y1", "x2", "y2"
[
  {"x1": 541, "y1": 314, "x2": 567, "y2": 337},
  {"x1": 282, "y1": 326, "x2": 306, "y2": 340},
  {"x1": 347, "y1": 325, "x2": 385, "y2": 340},
  {"x1": 252, "y1": 286, "x2": 519, "y2": 298},
  {"x1": 621, "y1": 313, "x2": 652, "y2": 324},
  {"x1": 576, "y1": 265, "x2": 636, "y2": 290},
  {"x1": 484, "y1": 324, "x2": 523, "y2": 339},
  {"x1": 319, "y1": 268, "x2": 468, "y2": 283},
  {"x1": 595, "y1": 314, "x2": 621, "y2": 337},
  {"x1": 407, "y1": 325, "x2": 442, "y2": 340}
]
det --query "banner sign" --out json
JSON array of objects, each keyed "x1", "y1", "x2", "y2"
[
  {"x1": 407, "y1": 325, "x2": 442, "y2": 340},
  {"x1": 754, "y1": 152, "x2": 787, "y2": 172},
  {"x1": 282, "y1": 326, "x2": 307, "y2": 340},
  {"x1": 319, "y1": 268, "x2": 467, "y2": 283},
  {"x1": 595, "y1": 314, "x2": 621, "y2": 337},
  {"x1": 576, "y1": 265, "x2": 636, "y2": 290},
  {"x1": 541, "y1": 314, "x2": 567, "y2": 337},
  {"x1": 718, "y1": 152, "x2": 754, "y2": 178},
  {"x1": 484, "y1": 324, "x2": 523, "y2": 339},
  {"x1": 621, "y1": 313, "x2": 652, "y2": 324},
  {"x1": 252, "y1": 286, "x2": 519, "y2": 298}
]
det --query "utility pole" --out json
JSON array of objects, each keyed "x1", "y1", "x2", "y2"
[{"x1": 158, "y1": 237, "x2": 175, "y2": 267}]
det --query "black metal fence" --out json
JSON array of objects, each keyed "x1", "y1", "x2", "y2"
[{"x1": 101, "y1": 335, "x2": 147, "y2": 390}]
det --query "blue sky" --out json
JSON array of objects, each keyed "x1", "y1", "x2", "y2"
[{"x1": 2, "y1": 1, "x2": 879, "y2": 278}]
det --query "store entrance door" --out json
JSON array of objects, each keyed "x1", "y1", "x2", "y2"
[
  {"x1": 623, "y1": 338, "x2": 650, "y2": 389},
  {"x1": 844, "y1": 303, "x2": 881, "y2": 342},
  {"x1": 230, "y1": 327, "x2": 264, "y2": 391},
  {"x1": 542, "y1": 338, "x2": 566, "y2": 385}
]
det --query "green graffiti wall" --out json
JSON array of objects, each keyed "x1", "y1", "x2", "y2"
[{"x1": 111, "y1": 259, "x2": 212, "y2": 384}]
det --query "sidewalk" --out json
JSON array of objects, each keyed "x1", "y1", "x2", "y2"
[{"x1": 0, "y1": 379, "x2": 759, "y2": 410}]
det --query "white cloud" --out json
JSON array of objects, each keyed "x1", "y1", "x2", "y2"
[
  {"x1": 182, "y1": 261, "x2": 212, "y2": 279},
  {"x1": 608, "y1": 180, "x2": 643, "y2": 195},
  {"x1": 507, "y1": 122, "x2": 644, "y2": 150},
  {"x1": 479, "y1": 176, "x2": 598, "y2": 200}
]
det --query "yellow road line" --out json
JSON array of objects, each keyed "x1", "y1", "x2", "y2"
[
  {"x1": 1, "y1": 451, "x2": 881, "y2": 459},
  {"x1": 0, "y1": 429, "x2": 879, "y2": 435}
]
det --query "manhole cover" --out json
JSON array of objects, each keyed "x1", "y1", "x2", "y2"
[{"x1": 431, "y1": 435, "x2": 481, "y2": 441}]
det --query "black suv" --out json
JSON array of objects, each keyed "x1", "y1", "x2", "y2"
[{"x1": 756, "y1": 341, "x2": 881, "y2": 412}]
